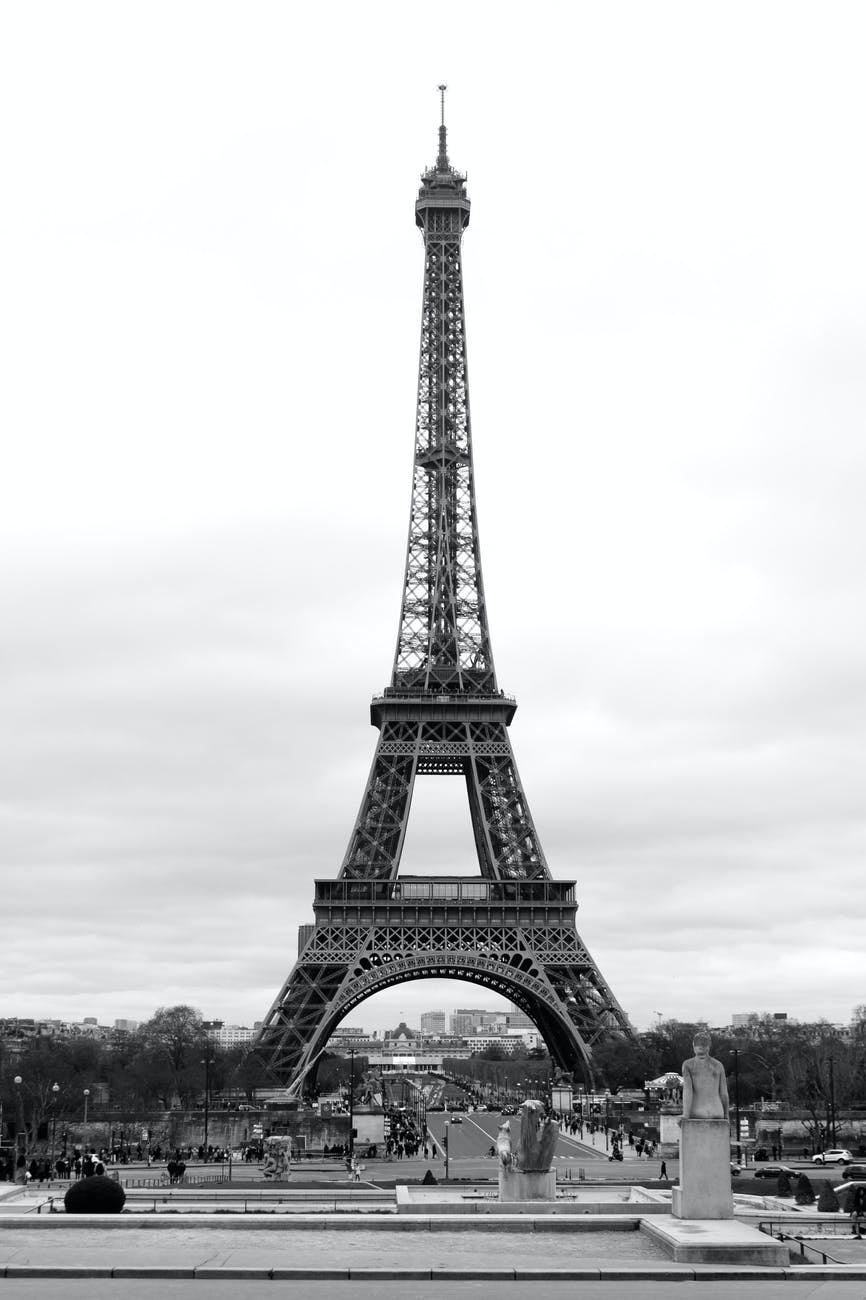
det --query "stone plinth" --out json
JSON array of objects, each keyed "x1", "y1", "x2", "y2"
[
  {"x1": 671, "y1": 1118, "x2": 732, "y2": 1220},
  {"x1": 657, "y1": 1105, "x2": 682, "y2": 1159},
  {"x1": 498, "y1": 1168, "x2": 556, "y2": 1202},
  {"x1": 641, "y1": 1216, "x2": 788, "y2": 1264}
]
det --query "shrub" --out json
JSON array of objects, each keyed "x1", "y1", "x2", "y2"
[
  {"x1": 64, "y1": 1175, "x2": 126, "y2": 1214},
  {"x1": 817, "y1": 1181, "x2": 840, "y2": 1212},
  {"x1": 794, "y1": 1173, "x2": 815, "y2": 1204},
  {"x1": 776, "y1": 1172, "x2": 792, "y2": 1198}
]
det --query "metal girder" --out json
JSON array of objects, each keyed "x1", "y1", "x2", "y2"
[
  {"x1": 339, "y1": 719, "x2": 547, "y2": 882},
  {"x1": 257, "y1": 918, "x2": 632, "y2": 1095}
]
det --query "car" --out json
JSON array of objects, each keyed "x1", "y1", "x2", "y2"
[
  {"x1": 813, "y1": 1149, "x2": 854, "y2": 1165},
  {"x1": 842, "y1": 1164, "x2": 866, "y2": 1180},
  {"x1": 500, "y1": 1105, "x2": 516, "y2": 1116},
  {"x1": 754, "y1": 1164, "x2": 797, "y2": 1179},
  {"x1": 449, "y1": 1114, "x2": 463, "y2": 1124},
  {"x1": 730, "y1": 1162, "x2": 742, "y2": 1176}
]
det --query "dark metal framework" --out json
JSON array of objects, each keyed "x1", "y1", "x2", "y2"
[{"x1": 256, "y1": 98, "x2": 632, "y2": 1094}]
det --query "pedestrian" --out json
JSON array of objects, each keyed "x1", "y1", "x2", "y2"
[
  {"x1": 849, "y1": 1185, "x2": 866, "y2": 1239},
  {"x1": 660, "y1": 1160, "x2": 668, "y2": 1180}
]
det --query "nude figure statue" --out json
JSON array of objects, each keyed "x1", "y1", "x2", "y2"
[{"x1": 681, "y1": 1029, "x2": 729, "y2": 1121}]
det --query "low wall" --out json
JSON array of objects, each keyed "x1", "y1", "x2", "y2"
[{"x1": 64, "y1": 1107, "x2": 385, "y2": 1153}]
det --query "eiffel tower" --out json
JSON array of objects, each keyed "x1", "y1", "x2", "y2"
[{"x1": 256, "y1": 91, "x2": 632, "y2": 1095}]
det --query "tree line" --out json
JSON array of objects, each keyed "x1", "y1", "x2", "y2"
[
  {"x1": 446, "y1": 1010, "x2": 866, "y2": 1123},
  {"x1": 0, "y1": 1006, "x2": 269, "y2": 1151}
]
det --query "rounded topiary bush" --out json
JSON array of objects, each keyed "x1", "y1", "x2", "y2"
[
  {"x1": 776, "y1": 1171, "x2": 792, "y2": 1198},
  {"x1": 817, "y1": 1181, "x2": 840, "y2": 1212},
  {"x1": 795, "y1": 1173, "x2": 815, "y2": 1204},
  {"x1": 64, "y1": 1175, "x2": 126, "y2": 1214}
]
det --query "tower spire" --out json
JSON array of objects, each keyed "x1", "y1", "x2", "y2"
[{"x1": 437, "y1": 83, "x2": 449, "y2": 170}]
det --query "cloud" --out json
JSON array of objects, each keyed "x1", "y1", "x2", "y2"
[{"x1": 2, "y1": 1, "x2": 865, "y2": 1038}]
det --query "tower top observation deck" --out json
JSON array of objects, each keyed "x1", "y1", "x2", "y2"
[{"x1": 416, "y1": 84, "x2": 470, "y2": 227}]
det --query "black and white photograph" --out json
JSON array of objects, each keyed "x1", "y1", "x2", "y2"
[{"x1": 2, "y1": 0, "x2": 865, "y2": 1283}]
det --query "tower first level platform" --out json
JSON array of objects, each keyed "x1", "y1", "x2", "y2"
[{"x1": 261, "y1": 873, "x2": 629, "y2": 1094}]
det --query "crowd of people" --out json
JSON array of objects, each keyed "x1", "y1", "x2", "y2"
[{"x1": 384, "y1": 1108, "x2": 427, "y2": 1160}]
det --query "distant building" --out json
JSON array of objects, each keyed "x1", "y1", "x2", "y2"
[
  {"x1": 420, "y1": 1011, "x2": 446, "y2": 1035},
  {"x1": 465, "y1": 1033, "x2": 522, "y2": 1056},
  {"x1": 731, "y1": 1012, "x2": 789, "y2": 1029},
  {"x1": 504, "y1": 1010, "x2": 534, "y2": 1031},
  {"x1": 450, "y1": 1009, "x2": 500, "y2": 1035},
  {"x1": 205, "y1": 1023, "x2": 256, "y2": 1048}
]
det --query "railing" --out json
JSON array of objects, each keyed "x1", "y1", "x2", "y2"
[
  {"x1": 757, "y1": 1221, "x2": 851, "y2": 1265},
  {"x1": 315, "y1": 879, "x2": 575, "y2": 905},
  {"x1": 377, "y1": 690, "x2": 516, "y2": 706}
]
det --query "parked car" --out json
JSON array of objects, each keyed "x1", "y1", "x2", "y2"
[
  {"x1": 813, "y1": 1149, "x2": 854, "y2": 1165},
  {"x1": 754, "y1": 1164, "x2": 797, "y2": 1179}
]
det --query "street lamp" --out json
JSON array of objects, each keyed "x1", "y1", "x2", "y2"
[
  {"x1": 825, "y1": 1057, "x2": 836, "y2": 1147},
  {"x1": 729, "y1": 1050, "x2": 742, "y2": 1160},
  {"x1": 13, "y1": 1077, "x2": 25, "y2": 1182},
  {"x1": 82, "y1": 1089, "x2": 90, "y2": 1156},
  {"x1": 347, "y1": 1050, "x2": 356, "y2": 1163},
  {"x1": 50, "y1": 1083, "x2": 60, "y2": 1177},
  {"x1": 200, "y1": 1057, "x2": 215, "y2": 1152},
  {"x1": 444, "y1": 1119, "x2": 450, "y2": 1180}
]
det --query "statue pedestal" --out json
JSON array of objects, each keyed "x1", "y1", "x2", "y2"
[
  {"x1": 658, "y1": 1105, "x2": 682, "y2": 1160},
  {"x1": 498, "y1": 1168, "x2": 556, "y2": 1202},
  {"x1": 672, "y1": 1118, "x2": 732, "y2": 1220}
]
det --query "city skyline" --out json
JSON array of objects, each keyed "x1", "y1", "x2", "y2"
[{"x1": 3, "y1": 4, "x2": 865, "y2": 1037}]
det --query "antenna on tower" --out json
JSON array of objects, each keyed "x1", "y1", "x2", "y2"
[{"x1": 436, "y1": 83, "x2": 449, "y2": 170}]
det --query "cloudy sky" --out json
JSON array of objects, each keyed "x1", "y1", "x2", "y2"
[{"x1": 3, "y1": 2, "x2": 864, "y2": 1039}]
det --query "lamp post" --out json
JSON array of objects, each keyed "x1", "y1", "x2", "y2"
[
  {"x1": 347, "y1": 1049, "x2": 355, "y2": 1162},
  {"x1": 200, "y1": 1057, "x2": 215, "y2": 1153},
  {"x1": 444, "y1": 1119, "x2": 449, "y2": 1180},
  {"x1": 825, "y1": 1056, "x2": 836, "y2": 1147},
  {"x1": 730, "y1": 1050, "x2": 742, "y2": 1160},
  {"x1": 50, "y1": 1083, "x2": 60, "y2": 1177},
  {"x1": 82, "y1": 1089, "x2": 90, "y2": 1158},
  {"x1": 13, "y1": 1076, "x2": 25, "y2": 1182}
]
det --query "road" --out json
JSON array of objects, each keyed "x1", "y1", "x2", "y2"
[{"x1": 424, "y1": 1109, "x2": 608, "y2": 1177}]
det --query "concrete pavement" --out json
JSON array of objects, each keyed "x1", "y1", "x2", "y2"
[{"x1": 0, "y1": 1277, "x2": 865, "y2": 1298}]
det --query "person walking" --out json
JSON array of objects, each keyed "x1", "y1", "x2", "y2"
[{"x1": 660, "y1": 1159, "x2": 668, "y2": 1180}]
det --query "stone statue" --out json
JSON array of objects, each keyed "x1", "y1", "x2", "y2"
[
  {"x1": 516, "y1": 1100, "x2": 559, "y2": 1172},
  {"x1": 681, "y1": 1029, "x2": 729, "y2": 1121},
  {"x1": 497, "y1": 1101, "x2": 558, "y2": 1203},
  {"x1": 673, "y1": 1028, "x2": 733, "y2": 1220},
  {"x1": 496, "y1": 1121, "x2": 513, "y2": 1167}
]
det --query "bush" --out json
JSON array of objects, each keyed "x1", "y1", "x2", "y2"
[
  {"x1": 794, "y1": 1173, "x2": 815, "y2": 1204},
  {"x1": 64, "y1": 1175, "x2": 126, "y2": 1214},
  {"x1": 776, "y1": 1172, "x2": 792, "y2": 1198},
  {"x1": 817, "y1": 1181, "x2": 840, "y2": 1212}
]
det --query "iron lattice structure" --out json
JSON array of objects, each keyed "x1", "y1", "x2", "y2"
[{"x1": 256, "y1": 102, "x2": 632, "y2": 1094}]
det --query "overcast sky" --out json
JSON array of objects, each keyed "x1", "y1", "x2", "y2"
[{"x1": 2, "y1": 1, "x2": 864, "y2": 1040}]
